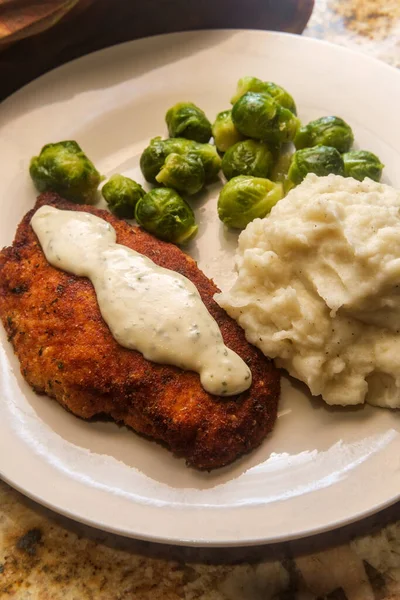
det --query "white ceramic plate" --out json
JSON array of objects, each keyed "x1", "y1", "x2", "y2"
[{"x1": 1, "y1": 30, "x2": 400, "y2": 547}]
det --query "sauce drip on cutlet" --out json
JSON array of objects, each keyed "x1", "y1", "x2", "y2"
[{"x1": 31, "y1": 205, "x2": 252, "y2": 396}]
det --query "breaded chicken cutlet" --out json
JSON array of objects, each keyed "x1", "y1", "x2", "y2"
[{"x1": 0, "y1": 193, "x2": 280, "y2": 469}]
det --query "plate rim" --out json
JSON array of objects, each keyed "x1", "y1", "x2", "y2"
[
  {"x1": 1, "y1": 468, "x2": 400, "y2": 548},
  {"x1": 0, "y1": 28, "x2": 400, "y2": 547},
  {"x1": 1, "y1": 28, "x2": 399, "y2": 111}
]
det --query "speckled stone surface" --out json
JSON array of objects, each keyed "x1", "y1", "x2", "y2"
[
  {"x1": 1, "y1": 1, "x2": 400, "y2": 598},
  {"x1": 1, "y1": 480, "x2": 400, "y2": 599},
  {"x1": 304, "y1": 0, "x2": 400, "y2": 68}
]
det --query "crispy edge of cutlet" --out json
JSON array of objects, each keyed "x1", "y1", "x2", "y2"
[{"x1": 0, "y1": 193, "x2": 280, "y2": 469}]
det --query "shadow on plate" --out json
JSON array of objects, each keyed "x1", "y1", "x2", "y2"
[
  {"x1": 0, "y1": 30, "x2": 239, "y2": 128},
  {"x1": 27, "y1": 367, "x2": 378, "y2": 491}
]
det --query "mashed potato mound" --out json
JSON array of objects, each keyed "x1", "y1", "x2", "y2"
[{"x1": 216, "y1": 174, "x2": 400, "y2": 408}]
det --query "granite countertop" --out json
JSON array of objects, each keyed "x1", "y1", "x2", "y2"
[
  {"x1": 1, "y1": 1, "x2": 400, "y2": 598},
  {"x1": 305, "y1": 0, "x2": 400, "y2": 67}
]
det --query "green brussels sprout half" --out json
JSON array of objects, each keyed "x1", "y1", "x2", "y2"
[
  {"x1": 261, "y1": 82, "x2": 297, "y2": 115},
  {"x1": 232, "y1": 92, "x2": 300, "y2": 146},
  {"x1": 343, "y1": 150, "x2": 384, "y2": 182},
  {"x1": 231, "y1": 77, "x2": 297, "y2": 114},
  {"x1": 287, "y1": 146, "x2": 345, "y2": 187},
  {"x1": 218, "y1": 175, "x2": 283, "y2": 229},
  {"x1": 140, "y1": 137, "x2": 192, "y2": 183},
  {"x1": 140, "y1": 137, "x2": 220, "y2": 184},
  {"x1": 166, "y1": 102, "x2": 212, "y2": 143},
  {"x1": 222, "y1": 139, "x2": 274, "y2": 180},
  {"x1": 101, "y1": 174, "x2": 145, "y2": 218},
  {"x1": 211, "y1": 110, "x2": 244, "y2": 153},
  {"x1": 135, "y1": 187, "x2": 198, "y2": 245},
  {"x1": 190, "y1": 141, "x2": 222, "y2": 182},
  {"x1": 269, "y1": 151, "x2": 293, "y2": 184},
  {"x1": 230, "y1": 76, "x2": 268, "y2": 105},
  {"x1": 156, "y1": 152, "x2": 205, "y2": 195},
  {"x1": 294, "y1": 116, "x2": 354, "y2": 153},
  {"x1": 29, "y1": 140, "x2": 102, "y2": 204}
]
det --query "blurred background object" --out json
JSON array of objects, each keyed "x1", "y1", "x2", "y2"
[
  {"x1": 0, "y1": 1, "x2": 88, "y2": 47},
  {"x1": 0, "y1": 0, "x2": 314, "y2": 101},
  {"x1": 304, "y1": 0, "x2": 400, "y2": 68}
]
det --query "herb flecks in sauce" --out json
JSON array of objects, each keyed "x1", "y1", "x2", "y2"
[{"x1": 31, "y1": 206, "x2": 252, "y2": 396}]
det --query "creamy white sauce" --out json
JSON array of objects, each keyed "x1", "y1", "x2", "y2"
[{"x1": 31, "y1": 206, "x2": 252, "y2": 396}]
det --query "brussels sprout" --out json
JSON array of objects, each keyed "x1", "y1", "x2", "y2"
[
  {"x1": 29, "y1": 140, "x2": 102, "y2": 204},
  {"x1": 211, "y1": 110, "x2": 244, "y2": 153},
  {"x1": 343, "y1": 150, "x2": 384, "y2": 182},
  {"x1": 166, "y1": 102, "x2": 212, "y2": 143},
  {"x1": 140, "y1": 137, "x2": 192, "y2": 183},
  {"x1": 222, "y1": 139, "x2": 274, "y2": 180},
  {"x1": 231, "y1": 76, "x2": 267, "y2": 104},
  {"x1": 218, "y1": 175, "x2": 283, "y2": 229},
  {"x1": 140, "y1": 137, "x2": 220, "y2": 184},
  {"x1": 156, "y1": 152, "x2": 205, "y2": 195},
  {"x1": 269, "y1": 151, "x2": 293, "y2": 184},
  {"x1": 287, "y1": 146, "x2": 345, "y2": 187},
  {"x1": 231, "y1": 77, "x2": 297, "y2": 114},
  {"x1": 261, "y1": 82, "x2": 297, "y2": 115},
  {"x1": 102, "y1": 174, "x2": 145, "y2": 218},
  {"x1": 135, "y1": 187, "x2": 198, "y2": 244},
  {"x1": 294, "y1": 116, "x2": 354, "y2": 153},
  {"x1": 232, "y1": 92, "x2": 300, "y2": 146},
  {"x1": 190, "y1": 141, "x2": 222, "y2": 182}
]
